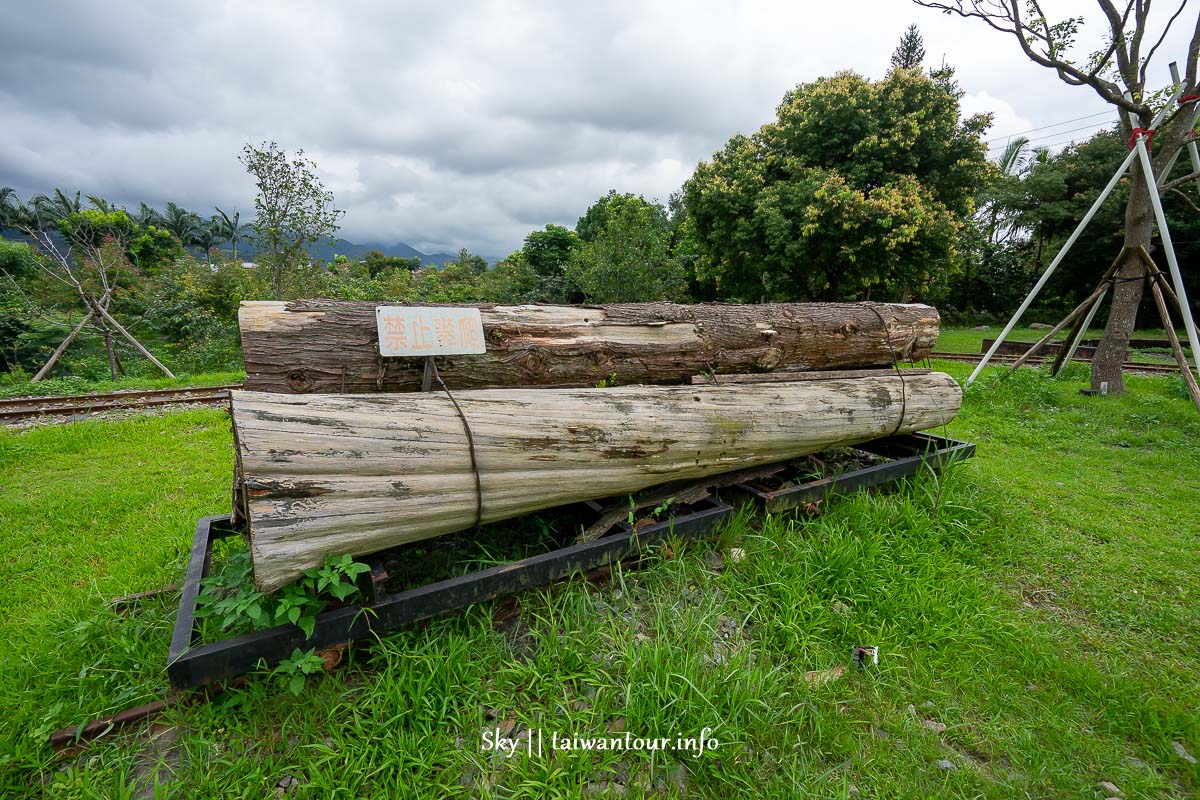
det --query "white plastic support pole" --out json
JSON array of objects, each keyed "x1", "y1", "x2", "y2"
[
  {"x1": 1166, "y1": 63, "x2": 1200, "y2": 188},
  {"x1": 1132, "y1": 134, "x2": 1200, "y2": 377},
  {"x1": 966, "y1": 144, "x2": 1141, "y2": 385}
]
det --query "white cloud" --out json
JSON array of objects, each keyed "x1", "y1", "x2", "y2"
[{"x1": 1, "y1": 0, "x2": 1193, "y2": 255}]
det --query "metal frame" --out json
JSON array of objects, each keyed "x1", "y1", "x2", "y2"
[
  {"x1": 168, "y1": 432, "x2": 975, "y2": 690},
  {"x1": 168, "y1": 498, "x2": 733, "y2": 690},
  {"x1": 729, "y1": 432, "x2": 975, "y2": 513}
]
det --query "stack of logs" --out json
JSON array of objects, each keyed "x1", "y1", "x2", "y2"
[{"x1": 233, "y1": 300, "x2": 960, "y2": 590}]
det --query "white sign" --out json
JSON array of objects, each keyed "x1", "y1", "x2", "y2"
[{"x1": 376, "y1": 306, "x2": 487, "y2": 357}]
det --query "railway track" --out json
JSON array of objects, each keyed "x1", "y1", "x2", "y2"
[
  {"x1": 0, "y1": 384, "x2": 240, "y2": 423},
  {"x1": 929, "y1": 352, "x2": 1180, "y2": 375}
]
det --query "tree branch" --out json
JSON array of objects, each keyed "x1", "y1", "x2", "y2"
[
  {"x1": 1160, "y1": 168, "x2": 1200, "y2": 192},
  {"x1": 1141, "y1": 0, "x2": 1190, "y2": 85},
  {"x1": 1168, "y1": 185, "x2": 1200, "y2": 214}
]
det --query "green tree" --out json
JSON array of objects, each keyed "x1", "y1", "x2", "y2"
[
  {"x1": 240, "y1": 141, "x2": 344, "y2": 300},
  {"x1": 127, "y1": 225, "x2": 185, "y2": 273},
  {"x1": 566, "y1": 193, "x2": 689, "y2": 303},
  {"x1": 479, "y1": 252, "x2": 542, "y2": 303},
  {"x1": 447, "y1": 248, "x2": 488, "y2": 275},
  {"x1": 363, "y1": 249, "x2": 421, "y2": 277},
  {"x1": 890, "y1": 23, "x2": 926, "y2": 71},
  {"x1": 56, "y1": 209, "x2": 137, "y2": 251},
  {"x1": 519, "y1": 223, "x2": 579, "y2": 301},
  {"x1": 683, "y1": 69, "x2": 988, "y2": 302}
]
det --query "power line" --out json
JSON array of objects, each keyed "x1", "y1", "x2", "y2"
[
  {"x1": 986, "y1": 122, "x2": 1115, "y2": 151},
  {"x1": 985, "y1": 110, "x2": 1114, "y2": 144}
]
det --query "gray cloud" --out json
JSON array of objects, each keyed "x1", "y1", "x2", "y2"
[{"x1": 2, "y1": 0, "x2": 1192, "y2": 256}]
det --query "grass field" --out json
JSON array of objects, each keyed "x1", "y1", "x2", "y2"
[
  {"x1": 2, "y1": 361, "x2": 1199, "y2": 798},
  {"x1": 935, "y1": 325, "x2": 1188, "y2": 366}
]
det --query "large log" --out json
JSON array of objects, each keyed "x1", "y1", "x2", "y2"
[
  {"x1": 239, "y1": 300, "x2": 940, "y2": 393},
  {"x1": 232, "y1": 372, "x2": 961, "y2": 590}
]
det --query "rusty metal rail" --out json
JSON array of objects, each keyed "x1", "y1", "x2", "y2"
[
  {"x1": 0, "y1": 384, "x2": 239, "y2": 423},
  {"x1": 930, "y1": 352, "x2": 1179, "y2": 375}
]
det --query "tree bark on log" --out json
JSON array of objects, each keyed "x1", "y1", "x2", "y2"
[
  {"x1": 232, "y1": 372, "x2": 961, "y2": 590},
  {"x1": 239, "y1": 300, "x2": 940, "y2": 393}
]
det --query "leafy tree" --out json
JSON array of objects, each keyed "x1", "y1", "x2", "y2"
[
  {"x1": 449, "y1": 247, "x2": 488, "y2": 275},
  {"x1": 479, "y1": 252, "x2": 542, "y2": 303},
  {"x1": 575, "y1": 190, "x2": 671, "y2": 244},
  {"x1": 362, "y1": 249, "x2": 421, "y2": 277},
  {"x1": 0, "y1": 236, "x2": 37, "y2": 279},
  {"x1": 127, "y1": 225, "x2": 184, "y2": 273},
  {"x1": 913, "y1": 0, "x2": 1200, "y2": 392},
  {"x1": 56, "y1": 209, "x2": 137, "y2": 251},
  {"x1": 240, "y1": 141, "x2": 344, "y2": 300},
  {"x1": 684, "y1": 69, "x2": 988, "y2": 302},
  {"x1": 518, "y1": 224, "x2": 579, "y2": 301},
  {"x1": 566, "y1": 193, "x2": 689, "y2": 303},
  {"x1": 891, "y1": 23, "x2": 926, "y2": 70}
]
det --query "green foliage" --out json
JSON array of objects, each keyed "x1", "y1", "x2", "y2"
[
  {"x1": 240, "y1": 140, "x2": 344, "y2": 300},
  {"x1": 517, "y1": 224, "x2": 579, "y2": 301},
  {"x1": 126, "y1": 225, "x2": 184, "y2": 273},
  {"x1": 566, "y1": 192, "x2": 690, "y2": 303},
  {"x1": 362, "y1": 248, "x2": 420, "y2": 277},
  {"x1": 478, "y1": 252, "x2": 544, "y2": 303},
  {"x1": 196, "y1": 541, "x2": 369, "y2": 643},
  {"x1": 272, "y1": 648, "x2": 327, "y2": 696},
  {"x1": 684, "y1": 69, "x2": 989, "y2": 302},
  {"x1": 55, "y1": 209, "x2": 136, "y2": 250},
  {"x1": 0, "y1": 237, "x2": 36, "y2": 279}
]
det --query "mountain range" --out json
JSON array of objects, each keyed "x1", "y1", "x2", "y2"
[{"x1": 2, "y1": 227, "x2": 485, "y2": 268}]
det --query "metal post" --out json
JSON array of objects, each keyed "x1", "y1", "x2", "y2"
[
  {"x1": 421, "y1": 356, "x2": 434, "y2": 392},
  {"x1": 966, "y1": 144, "x2": 1140, "y2": 385}
]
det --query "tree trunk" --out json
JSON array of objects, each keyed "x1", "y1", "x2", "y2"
[
  {"x1": 232, "y1": 372, "x2": 962, "y2": 590},
  {"x1": 97, "y1": 321, "x2": 119, "y2": 380},
  {"x1": 1091, "y1": 155, "x2": 1154, "y2": 394},
  {"x1": 239, "y1": 300, "x2": 941, "y2": 394}
]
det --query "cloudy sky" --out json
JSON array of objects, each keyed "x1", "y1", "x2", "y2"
[{"x1": 1, "y1": 1, "x2": 1193, "y2": 257}]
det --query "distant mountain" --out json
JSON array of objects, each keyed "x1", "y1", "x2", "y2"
[
  {"x1": 231, "y1": 238, "x2": 461, "y2": 268},
  {"x1": 306, "y1": 238, "x2": 461, "y2": 268},
  {"x1": 2, "y1": 225, "x2": 483, "y2": 268}
]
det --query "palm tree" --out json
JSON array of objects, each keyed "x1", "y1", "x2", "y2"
[
  {"x1": 0, "y1": 186, "x2": 19, "y2": 229},
  {"x1": 85, "y1": 194, "x2": 114, "y2": 212},
  {"x1": 132, "y1": 202, "x2": 161, "y2": 227},
  {"x1": 30, "y1": 188, "x2": 82, "y2": 228},
  {"x1": 996, "y1": 136, "x2": 1032, "y2": 177},
  {"x1": 191, "y1": 218, "x2": 218, "y2": 263},
  {"x1": 212, "y1": 207, "x2": 245, "y2": 261},
  {"x1": 160, "y1": 202, "x2": 202, "y2": 244}
]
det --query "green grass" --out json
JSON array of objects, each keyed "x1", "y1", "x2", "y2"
[
  {"x1": 936, "y1": 326, "x2": 1187, "y2": 364},
  {"x1": 2, "y1": 365, "x2": 1199, "y2": 798},
  {"x1": 0, "y1": 371, "x2": 245, "y2": 400}
]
